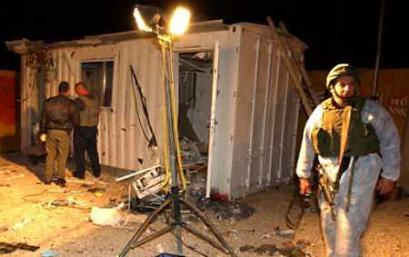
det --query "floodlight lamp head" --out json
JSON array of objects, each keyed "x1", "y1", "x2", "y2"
[
  {"x1": 168, "y1": 6, "x2": 191, "y2": 36},
  {"x1": 133, "y1": 5, "x2": 164, "y2": 33}
]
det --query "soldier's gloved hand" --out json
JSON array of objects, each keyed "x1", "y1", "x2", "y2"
[
  {"x1": 39, "y1": 133, "x2": 47, "y2": 142},
  {"x1": 299, "y1": 177, "x2": 311, "y2": 195},
  {"x1": 376, "y1": 177, "x2": 395, "y2": 195}
]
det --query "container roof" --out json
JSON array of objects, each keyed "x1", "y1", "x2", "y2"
[{"x1": 6, "y1": 20, "x2": 307, "y2": 54}]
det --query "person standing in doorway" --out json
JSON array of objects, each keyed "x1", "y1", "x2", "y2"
[
  {"x1": 296, "y1": 63, "x2": 400, "y2": 257},
  {"x1": 40, "y1": 81, "x2": 79, "y2": 187},
  {"x1": 73, "y1": 81, "x2": 101, "y2": 179}
]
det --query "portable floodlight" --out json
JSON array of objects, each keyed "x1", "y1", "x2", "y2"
[
  {"x1": 118, "y1": 5, "x2": 237, "y2": 257},
  {"x1": 133, "y1": 5, "x2": 191, "y2": 36}
]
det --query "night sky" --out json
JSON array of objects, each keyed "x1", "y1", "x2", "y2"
[{"x1": 1, "y1": 0, "x2": 408, "y2": 70}]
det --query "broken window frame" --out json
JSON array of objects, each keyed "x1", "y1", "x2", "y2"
[{"x1": 80, "y1": 60, "x2": 114, "y2": 107}]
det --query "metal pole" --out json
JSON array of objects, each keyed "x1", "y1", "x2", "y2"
[
  {"x1": 162, "y1": 37, "x2": 183, "y2": 255},
  {"x1": 372, "y1": 0, "x2": 386, "y2": 97}
]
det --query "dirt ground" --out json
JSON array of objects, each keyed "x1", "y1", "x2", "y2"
[{"x1": 1, "y1": 153, "x2": 409, "y2": 257}]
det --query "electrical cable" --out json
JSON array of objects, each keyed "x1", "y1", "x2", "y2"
[
  {"x1": 167, "y1": 41, "x2": 187, "y2": 191},
  {"x1": 129, "y1": 65, "x2": 158, "y2": 148}
]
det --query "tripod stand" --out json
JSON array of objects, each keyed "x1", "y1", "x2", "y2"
[
  {"x1": 118, "y1": 187, "x2": 237, "y2": 257},
  {"x1": 117, "y1": 33, "x2": 237, "y2": 257}
]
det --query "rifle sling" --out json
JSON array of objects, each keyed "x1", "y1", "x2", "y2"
[{"x1": 335, "y1": 106, "x2": 352, "y2": 189}]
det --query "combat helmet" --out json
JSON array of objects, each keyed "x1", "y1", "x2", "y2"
[{"x1": 326, "y1": 63, "x2": 357, "y2": 89}]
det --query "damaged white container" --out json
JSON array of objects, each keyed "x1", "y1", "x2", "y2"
[{"x1": 7, "y1": 21, "x2": 305, "y2": 198}]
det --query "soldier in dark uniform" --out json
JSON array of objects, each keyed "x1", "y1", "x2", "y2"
[
  {"x1": 40, "y1": 81, "x2": 79, "y2": 186},
  {"x1": 73, "y1": 81, "x2": 101, "y2": 179}
]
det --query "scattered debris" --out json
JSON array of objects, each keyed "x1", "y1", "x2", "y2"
[
  {"x1": 183, "y1": 162, "x2": 207, "y2": 173},
  {"x1": 239, "y1": 245, "x2": 255, "y2": 252},
  {"x1": 46, "y1": 199, "x2": 72, "y2": 208},
  {"x1": 240, "y1": 244, "x2": 278, "y2": 255},
  {"x1": 0, "y1": 242, "x2": 39, "y2": 254},
  {"x1": 196, "y1": 197, "x2": 256, "y2": 220},
  {"x1": 274, "y1": 226, "x2": 295, "y2": 238},
  {"x1": 115, "y1": 165, "x2": 161, "y2": 182},
  {"x1": 282, "y1": 240, "x2": 312, "y2": 256},
  {"x1": 40, "y1": 196, "x2": 90, "y2": 210},
  {"x1": 41, "y1": 249, "x2": 58, "y2": 257},
  {"x1": 239, "y1": 242, "x2": 310, "y2": 257},
  {"x1": 185, "y1": 164, "x2": 207, "y2": 194},
  {"x1": 130, "y1": 168, "x2": 165, "y2": 199},
  {"x1": 180, "y1": 138, "x2": 204, "y2": 163},
  {"x1": 87, "y1": 187, "x2": 106, "y2": 193},
  {"x1": 281, "y1": 243, "x2": 311, "y2": 257},
  {"x1": 22, "y1": 189, "x2": 87, "y2": 206},
  {"x1": 254, "y1": 244, "x2": 280, "y2": 255},
  {"x1": 10, "y1": 218, "x2": 31, "y2": 231},
  {"x1": 129, "y1": 196, "x2": 163, "y2": 213},
  {"x1": 90, "y1": 206, "x2": 124, "y2": 227},
  {"x1": 94, "y1": 192, "x2": 104, "y2": 197}
]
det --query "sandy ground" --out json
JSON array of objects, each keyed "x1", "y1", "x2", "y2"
[{"x1": 0, "y1": 153, "x2": 408, "y2": 257}]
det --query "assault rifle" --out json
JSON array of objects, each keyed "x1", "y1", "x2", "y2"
[{"x1": 317, "y1": 164, "x2": 336, "y2": 220}]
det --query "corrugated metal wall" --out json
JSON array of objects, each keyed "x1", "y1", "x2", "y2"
[
  {"x1": 229, "y1": 25, "x2": 300, "y2": 198},
  {"x1": 76, "y1": 42, "x2": 163, "y2": 171},
  {"x1": 20, "y1": 42, "x2": 164, "y2": 171},
  {"x1": 18, "y1": 23, "x2": 304, "y2": 198}
]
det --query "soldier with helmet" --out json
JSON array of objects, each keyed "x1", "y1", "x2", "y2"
[{"x1": 296, "y1": 64, "x2": 400, "y2": 256}]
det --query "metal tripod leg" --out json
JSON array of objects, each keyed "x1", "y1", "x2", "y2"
[
  {"x1": 132, "y1": 226, "x2": 173, "y2": 248},
  {"x1": 118, "y1": 197, "x2": 237, "y2": 257},
  {"x1": 183, "y1": 223, "x2": 229, "y2": 253},
  {"x1": 118, "y1": 199, "x2": 172, "y2": 257},
  {"x1": 180, "y1": 198, "x2": 238, "y2": 257}
]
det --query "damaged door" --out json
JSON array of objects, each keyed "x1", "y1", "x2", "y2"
[{"x1": 175, "y1": 41, "x2": 220, "y2": 197}]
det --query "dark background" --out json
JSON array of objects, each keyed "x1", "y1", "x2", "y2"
[{"x1": 1, "y1": 0, "x2": 408, "y2": 70}]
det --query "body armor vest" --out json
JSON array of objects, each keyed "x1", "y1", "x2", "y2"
[{"x1": 311, "y1": 97, "x2": 379, "y2": 157}]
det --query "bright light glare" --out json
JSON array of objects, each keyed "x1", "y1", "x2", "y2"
[
  {"x1": 169, "y1": 7, "x2": 191, "y2": 36},
  {"x1": 133, "y1": 8, "x2": 152, "y2": 32}
]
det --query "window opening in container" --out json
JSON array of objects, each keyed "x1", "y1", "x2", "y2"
[{"x1": 80, "y1": 61, "x2": 114, "y2": 107}]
